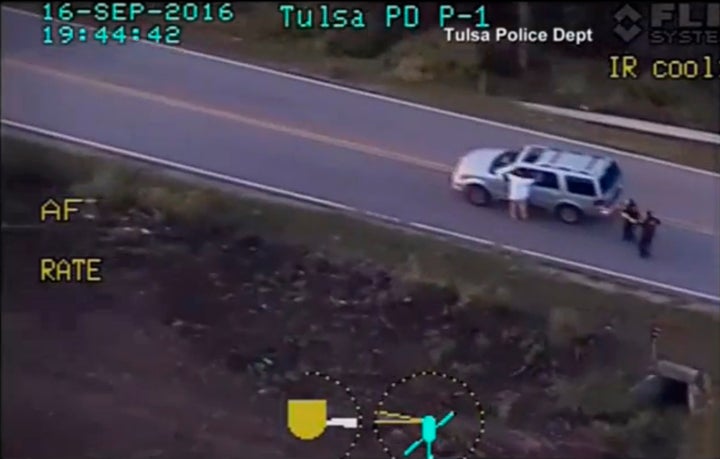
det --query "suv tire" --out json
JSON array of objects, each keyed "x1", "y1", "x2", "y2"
[
  {"x1": 465, "y1": 185, "x2": 491, "y2": 206},
  {"x1": 556, "y1": 204, "x2": 583, "y2": 224}
]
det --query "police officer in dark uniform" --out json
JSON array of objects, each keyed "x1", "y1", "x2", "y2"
[
  {"x1": 638, "y1": 211, "x2": 661, "y2": 258},
  {"x1": 620, "y1": 199, "x2": 640, "y2": 242}
]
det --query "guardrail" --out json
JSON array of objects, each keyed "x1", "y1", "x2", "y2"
[
  {"x1": 2, "y1": 119, "x2": 719, "y2": 311},
  {"x1": 520, "y1": 102, "x2": 720, "y2": 145}
]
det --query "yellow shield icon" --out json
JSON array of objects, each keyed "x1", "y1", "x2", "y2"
[{"x1": 287, "y1": 399, "x2": 327, "y2": 440}]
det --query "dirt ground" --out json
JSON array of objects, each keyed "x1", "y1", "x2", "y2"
[{"x1": 2, "y1": 173, "x2": 679, "y2": 459}]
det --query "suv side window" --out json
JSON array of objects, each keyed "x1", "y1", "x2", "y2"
[
  {"x1": 532, "y1": 171, "x2": 559, "y2": 189},
  {"x1": 565, "y1": 176, "x2": 597, "y2": 197},
  {"x1": 511, "y1": 167, "x2": 533, "y2": 180}
]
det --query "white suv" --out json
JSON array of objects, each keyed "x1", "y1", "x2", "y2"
[{"x1": 451, "y1": 145, "x2": 624, "y2": 224}]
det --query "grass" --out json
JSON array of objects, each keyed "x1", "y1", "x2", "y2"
[{"x1": 3, "y1": 133, "x2": 720, "y2": 457}]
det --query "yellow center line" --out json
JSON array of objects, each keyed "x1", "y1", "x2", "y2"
[
  {"x1": 3, "y1": 57, "x2": 717, "y2": 237},
  {"x1": 3, "y1": 58, "x2": 451, "y2": 174}
]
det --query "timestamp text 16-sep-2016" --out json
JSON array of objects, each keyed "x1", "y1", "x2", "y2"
[{"x1": 40, "y1": 2, "x2": 235, "y2": 46}]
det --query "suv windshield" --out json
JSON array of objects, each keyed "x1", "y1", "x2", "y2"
[{"x1": 599, "y1": 161, "x2": 621, "y2": 193}]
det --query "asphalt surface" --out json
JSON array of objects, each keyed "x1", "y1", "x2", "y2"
[{"x1": 2, "y1": 8, "x2": 719, "y2": 300}]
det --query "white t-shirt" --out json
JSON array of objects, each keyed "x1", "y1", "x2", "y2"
[{"x1": 508, "y1": 175, "x2": 535, "y2": 201}]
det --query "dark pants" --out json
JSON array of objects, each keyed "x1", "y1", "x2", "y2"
[
  {"x1": 639, "y1": 237, "x2": 653, "y2": 258},
  {"x1": 622, "y1": 222, "x2": 635, "y2": 241}
]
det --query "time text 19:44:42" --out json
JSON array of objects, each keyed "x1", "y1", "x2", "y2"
[{"x1": 42, "y1": 24, "x2": 182, "y2": 46}]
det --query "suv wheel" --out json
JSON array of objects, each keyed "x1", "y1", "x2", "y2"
[
  {"x1": 465, "y1": 185, "x2": 491, "y2": 206},
  {"x1": 556, "y1": 204, "x2": 583, "y2": 224}
]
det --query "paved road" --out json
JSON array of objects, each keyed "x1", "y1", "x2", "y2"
[{"x1": 2, "y1": 8, "x2": 719, "y2": 300}]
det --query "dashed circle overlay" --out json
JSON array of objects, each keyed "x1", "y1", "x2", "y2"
[
  {"x1": 373, "y1": 370, "x2": 485, "y2": 459},
  {"x1": 302, "y1": 370, "x2": 363, "y2": 459}
]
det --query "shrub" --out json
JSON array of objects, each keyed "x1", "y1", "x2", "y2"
[
  {"x1": 320, "y1": 25, "x2": 399, "y2": 59},
  {"x1": 622, "y1": 75, "x2": 682, "y2": 108},
  {"x1": 1, "y1": 138, "x2": 93, "y2": 188},
  {"x1": 384, "y1": 30, "x2": 481, "y2": 85},
  {"x1": 138, "y1": 187, "x2": 240, "y2": 230},
  {"x1": 547, "y1": 307, "x2": 591, "y2": 348},
  {"x1": 603, "y1": 410, "x2": 684, "y2": 458},
  {"x1": 552, "y1": 372, "x2": 636, "y2": 419},
  {"x1": 678, "y1": 403, "x2": 720, "y2": 459},
  {"x1": 70, "y1": 166, "x2": 143, "y2": 210}
]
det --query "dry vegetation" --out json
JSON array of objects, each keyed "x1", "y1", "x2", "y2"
[{"x1": 2, "y1": 135, "x2": 719, "y2": 459}]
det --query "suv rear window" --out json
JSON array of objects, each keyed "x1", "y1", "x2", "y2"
[
  {"x1": 599, "y1": 161, "x2": 621, "y2": 193},
  {"x1": 565, "y1": 176, "x2": 597, "y2": 197}
]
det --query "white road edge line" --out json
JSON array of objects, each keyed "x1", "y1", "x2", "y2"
[
  {"x1": 3, "y1": 118, "x2": 718, "y2": 304},
  {"x1": 407, "y1": 222, "x2": 720, "y2": 302},
  {"x1": 0, "y1": 119, "x2": 354, "y2": 213},
  {"x1": 3, "y1": 6, "x2": 719, "y2": 179}
]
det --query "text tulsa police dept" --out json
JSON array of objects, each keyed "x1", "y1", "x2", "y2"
[{"x1": 445, "y1": 27, "x2": 594, "y2": 45}]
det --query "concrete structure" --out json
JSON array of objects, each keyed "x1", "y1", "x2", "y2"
[{"x1": 520, "y1": 103, "x2": 720, "y2": 146}]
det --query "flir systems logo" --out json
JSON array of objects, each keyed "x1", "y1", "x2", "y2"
[{"x1": 614, "y1": 3, "x2": 719, "y2": 45}]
